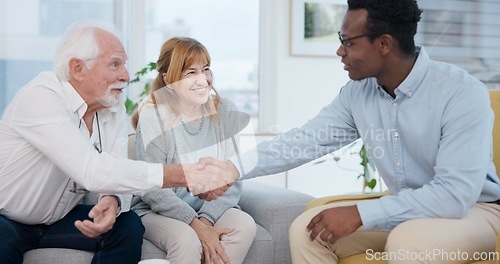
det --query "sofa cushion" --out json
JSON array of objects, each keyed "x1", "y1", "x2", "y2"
[
  {"x1": 24, "y1": 248, "x2": 92, "y2": 264},
  {"x1": 23, "y1": 239, "x2": 165, "y2": 264},
  {"x1": 23, "y1": 224, "x2": 273, "y2": 264},
  {"x1": 244, "y1": 224, "x2": 273, "y2": 264}
]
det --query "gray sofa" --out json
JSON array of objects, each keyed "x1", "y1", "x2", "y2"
[
  {"x1": 23, "y1": 182, "x2": 313, "y2": 264},
  {"x1": 22, "y1": 135, "x2": 314, "y2": 264}
]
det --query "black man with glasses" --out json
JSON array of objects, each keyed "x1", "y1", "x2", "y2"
[{"x1": 200, "y1": 0, "x2": 500, "y2": 263}]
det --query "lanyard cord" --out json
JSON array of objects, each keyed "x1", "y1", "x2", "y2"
[{"x1": 78, "y1": 112, "x2": 102, "y2": 153}]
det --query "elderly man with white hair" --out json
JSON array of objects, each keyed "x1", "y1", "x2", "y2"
[{"x1": 0, "y1": 20, "x2": 235, "y2": 264}]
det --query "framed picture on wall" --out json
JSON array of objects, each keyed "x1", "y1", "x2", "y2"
[{"x1": 290, "y1": 0, "x2": 347, "y2": 57}]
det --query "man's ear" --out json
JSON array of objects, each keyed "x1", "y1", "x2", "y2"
[
  {"x1": 378, "y1": 34, "x2": 393, "y2": 56},
  {"x1": 68, "y1": 58, "x2": 85, "y2": 82}
]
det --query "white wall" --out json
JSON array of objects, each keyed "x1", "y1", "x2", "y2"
[
  {"x1": 251, "y1": 0, "x2": 377, "y2": 198},
  {"x1": 260, "y1": 0, "x2": 350, "y2": 132}
]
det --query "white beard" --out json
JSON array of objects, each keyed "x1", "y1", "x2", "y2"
[{"x1": 98, "y1": 83, "x2": 127, "y2": 107}]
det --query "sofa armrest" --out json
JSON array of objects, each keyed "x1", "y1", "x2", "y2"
[
  {"x1": 304, "y1": 190, "x2": 391, "y2": 211},
  {"x1": 239, "y1": 181, "x2": 314, "y2": 263},
  {"x1": 239, "y1": 181, "x2": 314, "y2": 230}
]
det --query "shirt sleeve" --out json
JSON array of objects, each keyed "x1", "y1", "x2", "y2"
[
  {"x1": 8, "y1": 84, "x2": 163, "y2": 195},
  {"x1": 198, "y1": 181, "x2": 242, "y2": 224},
  {"x1": 140, "y1": 188, "x2": 198, "y2": 224},
  {"x1": 231, "y1": 87, "x2": 360, "y2": 179}
]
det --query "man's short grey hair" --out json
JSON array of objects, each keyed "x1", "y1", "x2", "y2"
[{"x1": 54, "y1": 20, "x2": 124, "y2": 81}]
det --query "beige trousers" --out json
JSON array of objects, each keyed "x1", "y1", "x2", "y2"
[
  {"x1": 289, "y1": 201, "x2": 499, "y2": 264},
  {"x1": 141, "y1": 208, "x2": 256, "y2": 264}
]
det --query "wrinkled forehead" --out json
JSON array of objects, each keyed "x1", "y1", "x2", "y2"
[{"x1": 95, "y1": 29, "x2": 128, "y2": 61}]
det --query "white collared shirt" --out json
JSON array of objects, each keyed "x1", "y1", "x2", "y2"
[{"x1": 0, "y1": 71, "x2": 163, "y2": 225}]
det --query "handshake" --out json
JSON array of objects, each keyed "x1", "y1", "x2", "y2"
[{"x1": 183, "y1": 157, "x2": 240, "y2": 200}]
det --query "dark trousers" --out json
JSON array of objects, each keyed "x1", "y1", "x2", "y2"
[{"x1": 0, "y1": 204, "x2": 144, "y2": 264}]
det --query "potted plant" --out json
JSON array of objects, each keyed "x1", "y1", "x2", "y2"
[
  {"x1": 125, "y1": 62, "x2": 157, "y2": 115},
  {"x1": 314, "y1": 140, "x2": 379, "y2": 193}
]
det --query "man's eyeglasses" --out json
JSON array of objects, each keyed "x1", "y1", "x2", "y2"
[
  {"x1": 71, "y1": 113, "x2": 102, "y2": 194},
  {"x1": 338, "y1": 31, "x2": 382, "y2": 47}
]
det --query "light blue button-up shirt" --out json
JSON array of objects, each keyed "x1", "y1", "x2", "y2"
[{"x1": 233, "y1": 47, "x2": 500, "y2": 231}]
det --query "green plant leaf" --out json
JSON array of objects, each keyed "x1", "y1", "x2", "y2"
[
  {"x1": 125, "y1": 98, "x2": 137, "y2": 115},
  {"x1": 129, "y1": 76, "x2": 140, "y2": 83},
  {"x1": 148, "y1": 62, "x2": 157, "y2": 69},
  {"x1": 312, "y1": 141, "x2": 379, "y2": 191},
  {"x1": 366, "y1": 179, "x2": 377, "y2": 189},
  {"x1": 125, "y1": 62, "x2": 157, "y2": 116},
  {"x1": 140, "y1": 83, "x2": 151, "y2": 96}
]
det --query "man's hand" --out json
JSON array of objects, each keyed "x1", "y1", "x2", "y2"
[
  {"x1": 190, "y1": 217, "x2": 234, "y2": 264},
  {"x1": 197, "y1": 183, "x2": 233, "y2": 201},
  {"x1": 306, "y1": 205, "x2": 362, "y2": 244},
  {"x1": 184, "y1": 158, "x2": 240, "y2": 196},
  {"x1": 74, "y1": 196, "x2": 119, "y2": 237}
]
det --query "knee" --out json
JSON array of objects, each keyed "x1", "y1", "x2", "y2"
[
  {"x1": 116, "y1": 211, "x2": 145, "y2": 240},
  {"x1": 386, "y1": 219, "x2": 427, "y2": 253},
  {"x1": 0, "y1": 215, "x2": 31, "y2": 262},
  {"x1": 218, "y1": 210, "x2": 256, "y2": 239},
  {"x1": 0, "y1": 215, "x2": 13, "y2": 235},
  {"x1": 233, "y1": 213, "x2": 256, "y2": 241},
  {"x1": 171, "y1": 226, "x2": 202, "y2": 254},
  {"x1": 289, "y1": 212, "x2": 312, "y2": 244},
  {"x1": 0, "y1": 215, "x2": 19, "y2": 245}
]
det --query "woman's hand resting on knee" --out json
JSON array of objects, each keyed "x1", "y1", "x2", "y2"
[{"x1": 190, "y1": 217, "x2": 235, "y2": 264}]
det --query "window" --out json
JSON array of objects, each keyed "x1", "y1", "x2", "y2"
[
  {"x1": 40, "y1": 0, "x2": 113, "y2": 36},
  {"x1": 135, "y1": 0, "x2": 261, "y2": 129},
  {"x1": 0, "y1": 0, "x2": 115, "y2": 115},
  {"x1": 416, "y1": 0, "x2": 500, "y2": 89},
  {"x1": 1, "y1": 0, "x2": 260, "y2": 130}
]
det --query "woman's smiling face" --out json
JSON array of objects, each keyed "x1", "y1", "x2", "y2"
[{"x1": 169, "y1": 60, "x2": 212, "y2": 108}]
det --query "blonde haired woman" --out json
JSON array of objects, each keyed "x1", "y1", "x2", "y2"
[{"x1": 131, "y1": 37, "x2": 255, "y2": 264}]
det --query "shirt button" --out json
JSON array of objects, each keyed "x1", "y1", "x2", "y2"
[
  {"x1": 392, "y1": 102, "x2": 397, "y2": 107},
  {"x1": 394, "y1": 131, "x2": 399, "y2": 138},
  {"x1": 396, "y1": 162, "x2": 401, "y2": 167}
]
